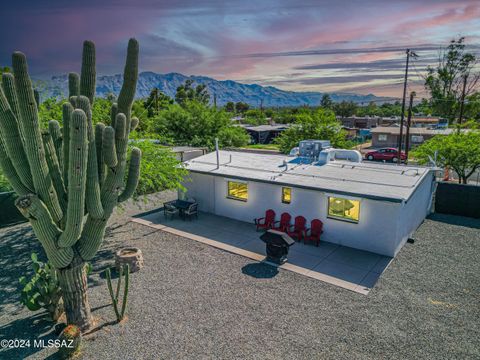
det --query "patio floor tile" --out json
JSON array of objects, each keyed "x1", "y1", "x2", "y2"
[
  {"x1": 325, "y1": 246, "x2": 383, "y2": 271},
  {"x1": 310, "y1": 259, "x2": 370, "y2": 284}
]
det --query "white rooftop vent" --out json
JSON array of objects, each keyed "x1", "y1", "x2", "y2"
[{"x1": 317, "y1": 148, "x2": 362, "y2": 165}]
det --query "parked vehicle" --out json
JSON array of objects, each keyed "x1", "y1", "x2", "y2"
[{"x1": 365, "y1": 148, "x2": 406, "y2": 162}]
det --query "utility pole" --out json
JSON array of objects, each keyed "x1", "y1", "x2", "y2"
[
  {"x1": 397, "y1": 49, "x2": 413, "y2": 162},
  {"x1": 458, "y1": 74, "x2": 468, "y2": 130},
  {"x1": 404, "y1": 91, "x2": 416, "y2": 163}
]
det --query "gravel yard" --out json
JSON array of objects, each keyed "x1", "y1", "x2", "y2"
[{"x1": 0, "y1": 192, "x2": 479, "y2": 359}]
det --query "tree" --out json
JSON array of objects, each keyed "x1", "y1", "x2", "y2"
[
  {"x1": 244, "y1": 109, "x2": 267, "y2": 125},
  {"x1": 413, "y1": 131, "x2": 480, "y2": 184},
  {"x1": 274, "y1": 108, "x2": 351, "y2": 153},
  {"x1": 154, "y1": 100, "x2": 249, "y2": 149},
  {"x1": 425, "y1": 37, "x2": 479, "y2": 122},
  {"x1": 235, "y1": 101, "x2": 249, "y2": 113},
  {"x1": 175, "y1": 79, "x2": 209, "y2": 106},
  {"x1": 144, "y1": 87, "x2": 173, "y2": 117},
  {"x1": 0, "y1": 39, "x2": 141, "y2": 330},
  {"x1": 320, "y1": 94, "x2": 333, "y2": 109},
  {"x1": 333, "y1": 101, "x2": 358, "y2": 117},
  {"x1": 464, "y1": 92, "x2": 480, "y2": 121},
  {"x1": 412, "y1": 98, "x2": 432, "y2": 116},
  {"x1": 225, "y1": 101, "x2": 235, "y2": 112}
]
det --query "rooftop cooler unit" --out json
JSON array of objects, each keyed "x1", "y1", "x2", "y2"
[{"x1": 298, "y1": 140, "x2": 331, "y2": 159}]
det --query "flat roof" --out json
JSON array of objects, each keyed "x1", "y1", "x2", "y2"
[
  {"x1": 238, "y1": 124, "x2": 290, "y2": 132},
  {"x1": 184, "y1": 151, "x2": 434, "y2": 203},
  {"x1": 370, "y1": 126, "x2": 461, "y2": 135}
]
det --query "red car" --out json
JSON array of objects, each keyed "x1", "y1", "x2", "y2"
[{"x1": 365, "y1": 148, "x2": 406, "y2": 162}]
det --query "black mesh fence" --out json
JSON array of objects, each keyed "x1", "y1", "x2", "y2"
[{"x1": 435, "y1": 182, "x2": 480, "y2": 219}]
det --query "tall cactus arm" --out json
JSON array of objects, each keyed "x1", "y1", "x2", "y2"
[
  {"x1": 15, "y1": 194, "x2": 73, "y2": 269},
  {"x1": 68, "y1": 72, "x2": 80, "y2": 98},
  {"x1": 110, "y1": 103, "x2": 118, "y2": 128},
  {"x1": 42, "y1": 132, "x2": 67, "y2": 213},
  {"x1": 76, "y1": 96, "x2": 103, "y2": 219},
  {"x1": 130, "y1": 117, "x2": 139, "y2": 132},
  {"x1": 95, "y1": 123, "x2": 106, "y2": 184},
  {"x1": 80, "y1": 41, "x2": 96, "y2": 105},
  {"x1": 0, "y1": 87, "x2": 34, "y2": 191},
  {"x1": 12, "y1": 52, "x2": 63, "y2": 223},
  {"x1": 62, "y1": 103, "x2": 73, "y2": 188},
  {"x1": 0, "y1": 140, "x2": 30, "y2": 195},
  {"x1": 48, "y1": 120, "x2": 63, "y2": 169},
  {"x1": 117, "y1": 38, "x2": 139, "y2": 131},
  {"x1": 58, "y1": 109, "x2": 88, "y2": 248},
  {"x1": 68, "y1": 73, "x2": 80, "y2": 97},
  {"x1": 2, "y1": 73, "x2": 22, "y2": 126},
  {"x1": 118, "y1": 147, "x2": 141, "y2": 203},
  {"x1": 101, "y1": 113, "x2": 127, "y2": 206},
  {"x1": 102, "y1": 126, "x2": 117, "y2": 168}
]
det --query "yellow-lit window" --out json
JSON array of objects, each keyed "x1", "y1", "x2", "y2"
[
  {"x1": 227, "y1": 181, "x2": 248, "y2": 201},
  {"x1": 282, "y1": 187, "x2": 291, "y2": 204},
  {"x1": 328, "y1": 196, "x2": 360, "y2": 222}
]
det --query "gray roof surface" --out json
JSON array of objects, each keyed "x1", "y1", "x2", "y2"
[
  {"x1": 370, "y1": 126, "x2": 462, "y2": 135},
  {"x1": 184, "y1": 151, "x2": 433, "y2": 202}
]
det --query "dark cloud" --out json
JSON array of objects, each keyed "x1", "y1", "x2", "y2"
[{"x1": 269, "y1": 74, "x2": 406, "y2": 86}]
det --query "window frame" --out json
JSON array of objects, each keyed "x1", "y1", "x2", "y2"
[
  {"x1": 226, "y1": 180, "x2": 248, "y2": 202},
  {"x1": 378, "y1": 134, "x2": 388, "y2": 141},
  {"x1": 327, "y1": 195, "x2": 361, "y2": 223},
  {"x1": 282, "y1": 187, "x2": 291, "y2": 204}
]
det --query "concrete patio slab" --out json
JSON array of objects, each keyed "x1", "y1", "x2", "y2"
[{"x1": 131, "y1": 210, "x2": 392, "y2": 294}]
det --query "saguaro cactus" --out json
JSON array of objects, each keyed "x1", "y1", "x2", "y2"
[{"x1": 0, "y1": 39, "x2": 141, "y2": 330}]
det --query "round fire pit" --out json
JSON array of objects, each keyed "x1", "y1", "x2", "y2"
[{"x1": 115, "y1": 247, "x2": 144, "y2": 273}]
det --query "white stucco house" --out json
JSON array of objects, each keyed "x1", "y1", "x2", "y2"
[{"x1": 182, "y1": 149, "x2": 436, "y2": 257}]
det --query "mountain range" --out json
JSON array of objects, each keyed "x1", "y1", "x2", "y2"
[{"x1": 36, "y1": 71, "x2": 395, "y2": 107}]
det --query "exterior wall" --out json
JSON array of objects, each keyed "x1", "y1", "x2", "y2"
[
  {"x1": 372, "y1": 133, "x2": 399, "y2": 148},
  {"x1": 372, "y1": 133, "x2": 436, "y2": 149},
  {"x1": 395, "y1": 172, "x2": 435, "y2": 256},
  {"x1": 184, "y1": 172, "x2": 413, "y2": 257}
]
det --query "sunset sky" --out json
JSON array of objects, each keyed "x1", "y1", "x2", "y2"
[{"x1": 1, "y1": 0, "x2": 479, "y2": 97}]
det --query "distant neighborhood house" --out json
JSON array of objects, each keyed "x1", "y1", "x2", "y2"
[{"x1": 371, "y1": 127, "x2": 466, "y2": 149}]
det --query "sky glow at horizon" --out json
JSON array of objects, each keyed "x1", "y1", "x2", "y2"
[{"x1": 1, "y1": 0, "x2": 479, "y2": 97}]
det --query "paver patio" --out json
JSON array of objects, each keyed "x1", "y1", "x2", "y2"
[{"x1": 132, "y1": 210, "x2": 392, "y2": 294}]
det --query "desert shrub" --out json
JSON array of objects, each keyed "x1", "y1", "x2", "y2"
[{"x1": 128, "y1": 140, "x2": 187, "y2": 197}]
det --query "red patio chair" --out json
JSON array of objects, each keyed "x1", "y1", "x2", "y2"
[
  {"x1": 254, "y1": 209, "x2": 276, "y2": 231},
  {"x1": 287, "y1": 216, "x2": 306, "y2": 241},
  {"x1": 273, "y1": 212, "x2": 291, "y2": 232},
  {"x1": 304, "y1": 219, "x2": 323, "y2": 246}
]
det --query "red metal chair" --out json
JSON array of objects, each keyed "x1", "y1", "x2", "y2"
[
  {"x1": 304, "y1": 219, "x2": 323, "y2": 246},
  {"x1": 254, "y1": 209, "x2": 276, "y2": 231},
  {"x1": 273, "y1": 212, "x2": 291, "y2": 232},
  {"x1": 287, "y1": 216, "x2": 306, "y2": 241}
]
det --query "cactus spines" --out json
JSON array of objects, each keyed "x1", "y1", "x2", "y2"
[
  {"x1": 12, "y1": 52, "x2": 63, "y2": 223},
  {"x1": 0, "y1": 39, "x2": 141, "y2": 331},
  {"x1": 80, "y1": 41, "x2": 96, "y2": 105},
  {"x1": 68, "y1": 73, "x2": 80, "y2": 97}
]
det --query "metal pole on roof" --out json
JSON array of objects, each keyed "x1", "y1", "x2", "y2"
[{"x1": 215, "y1": 137, "x2": 220, "y2": 169}]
